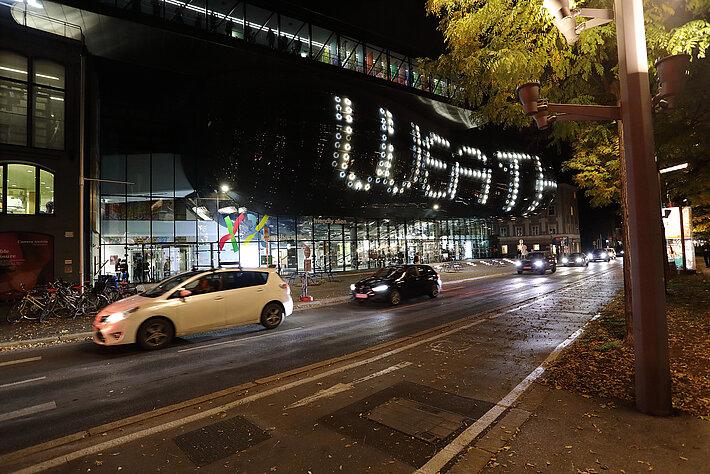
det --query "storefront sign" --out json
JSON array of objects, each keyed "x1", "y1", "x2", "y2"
[
  {"x1": 0, "y1": 232, "x2": 54, "y2": 297},
  {"x1": 331, "y1": 95, "x2": 557, "y2": 214}
]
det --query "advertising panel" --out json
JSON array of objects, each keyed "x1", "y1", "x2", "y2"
[
  {"x1": 0, "y1": 232, "x2": 54, "y2": 298},
  {"x1": 662, "y1": 207, "x2": 695, "y2": 270}
]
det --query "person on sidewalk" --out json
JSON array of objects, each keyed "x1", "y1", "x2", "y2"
[{"x1": 703, "y1": 243, "x2": 710, "y2": 269}]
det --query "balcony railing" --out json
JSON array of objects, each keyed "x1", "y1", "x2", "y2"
[{"x1": 4, "y1": 1, "x2": 84, "y2": 41}]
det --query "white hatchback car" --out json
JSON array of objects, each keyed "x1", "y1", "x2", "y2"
[{"x1": 93, "y1": 267, "x2": 293, "y2": 350}]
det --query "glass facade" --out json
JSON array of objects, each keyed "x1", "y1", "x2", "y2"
[{"x1": 97, "y1": 153, "x2": 492, "y2": 283}]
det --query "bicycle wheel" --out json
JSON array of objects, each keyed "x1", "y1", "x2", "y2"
[
  {"x1": 6, "y1": 299, "x2": 24, "y2": 323},
  {"x1": 21, "y1": 299, "x2": 44, "y2": 321}
]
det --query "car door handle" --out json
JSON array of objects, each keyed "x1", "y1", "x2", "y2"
[
  {"x1": 213, "y1": 296, "x2": 224, "y2": 301},
  {"x1": 255, "y1": 289, "x2": 264, "y2": 292}
]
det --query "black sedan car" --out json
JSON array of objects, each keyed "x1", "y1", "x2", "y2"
[
  {"x1": 351, "y1": 265, "x2": 442, "y2": 306},
  {"x1": 587, "y1": 249, "x2": 611, "y2": 262},
  {"x1": 514, "y1": 251, "x2": 557, "y2": 275},
  {"x1": 560, "y1": 252, "x2": 589, "y2": 267}
]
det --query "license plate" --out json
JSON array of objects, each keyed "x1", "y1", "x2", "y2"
[{"x1": 355, "y1": 293, "x2": 369, "y2": 299}]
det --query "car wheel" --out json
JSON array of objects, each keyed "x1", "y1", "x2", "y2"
[
  {"x1": 585, "y1": 262, "x2": 589, "y2": 267},
  {"x1": 389, "y1": 289, "x2": 402, "y2": 306},
  {"x1": 538, "y1": 268, "x2": 546, "y2": 275},
  {"x1": 551, "y1": 266, "x2": 556, "y2": 274},
  {"x1": 428, "y1": 283, "x2": 439, "y2": 299},
  {"x1": 137, "y1": 317, "x2": 174, "y2": 350},
  {"x1": 261, "y1": 302, "x2": 284, "y2": 329},
  {"x1": 517, "y1": 270, "x2": 523, "y2": 275}
]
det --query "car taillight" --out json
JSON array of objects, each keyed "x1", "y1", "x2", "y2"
[{"x1": 280, "y1": 283, "x2": 289, "y2": 290}]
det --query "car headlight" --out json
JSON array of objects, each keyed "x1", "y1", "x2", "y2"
[
  {"x1": 575, "y1": 258, "x2": 583, "y2": 263},
  {"x1": 350, "y1": 284, "x2": 356, "y2": 291},
  {"x1": 533, "y1": 260, "x2": 544, "y2": 267},
  {"x1": 587, "y1": 253, "x2": 593, "y2": 259},
  {"x1": 372, "y1": 284, "x2": 389, "y2": 292},
  {"x1": 514, "y1": 261, "x2": 522, "y2": 267},
  {"x1": 601, "y1": 252, "x2": 608, "y2": 258},
  {"x1": 561, "y1": 258, "x2": 569, "y2": 264},
  {"x1": 105, "y1": 312, "x2": 127, "y2": 324}
]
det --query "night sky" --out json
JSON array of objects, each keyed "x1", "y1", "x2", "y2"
[{"x1": 283, "y1": 0, "x2": 618, "y2": 247}]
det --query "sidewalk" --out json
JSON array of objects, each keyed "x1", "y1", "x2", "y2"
[
  {"x1": 0, "y1": 260, "x2": 513, "y2": 349},
  {"x1": 450, "y1": 382, "x2": 708, "y2": 473}
]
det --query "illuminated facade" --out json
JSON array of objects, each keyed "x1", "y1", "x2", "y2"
[{"x1": 2, "y1": 0, "x2": 559, "y2": 288}]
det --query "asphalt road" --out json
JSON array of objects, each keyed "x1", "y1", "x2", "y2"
[{"x1": 0, "y1": 262, "x2": 620, "y2": 454}]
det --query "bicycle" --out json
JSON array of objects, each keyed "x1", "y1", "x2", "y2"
[{"x1": 6, "y1": 285, "x2": 52, "y2": 323}]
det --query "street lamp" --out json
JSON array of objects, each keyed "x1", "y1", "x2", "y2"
[
  {"x1": 220, "y1": 184, "x2": 231, "y2": 193},
  {"x1": 517, "y1": 0, "x2": 691, "y2": 416}
]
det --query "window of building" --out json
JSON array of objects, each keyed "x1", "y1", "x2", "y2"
[
  {"x1": 548, "y1": 206, "x2": 555, "y2": 216},
  {"x1": 39, "y1": 168, "x2": 55, "y2": 214},
  {"x1": 0, "y1": 51, "x2": 28, "y2": 146},
  {"x1": 1, "y1": 163, "x2": 55, "y2": 215},
  {"x1": 0, "y1": 52, "x2": 65, "y2": 149},
  {"x1": 515, "y1": 226, "x2": 523, "y2": 237},
  {"x1": 570, "y1": 205, "x2": 574, "y2": 216},
  {"x1": 533, "y1": 244, "x2": 540, "y2": 250},
  {"x1": 499, "y1": 226, "x2": 508, "y2": 237},
  {"x1": 33, "y1": 59, "x2": 65, "y2": 149},
  {"x1": 530, "y1": 225, "x2": 539, "y2": 236},
  {"x1": 501, "y1": 244, "x2": 508, "y2": 255},
  {"x1": 549, "y1": 226, "x2": 557, "y2": 235}
]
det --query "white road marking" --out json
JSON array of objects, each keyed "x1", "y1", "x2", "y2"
[
  {"x1": 287, "y1": 361, "x2": 412, "y2": 409},
  {"x1": 0, "y1": 377, "x2": 46, "y2": 390},
  {"x1": 177, "y1": 327, "x2": 304, "y2": 353},
  {"x1": 0, "y1": 402, "x2": 56, "y2": 423},
  {"x1": 443, "y1": 285, "x2": 465, "y2": 291},
  {"x1": 0, "y1": 357, "x2": 42, "y2": 368},
  {"x1": 13, "y1": 269, "x2": 616, "y2": 473},
  {"x1": 415, "y1": 314, "x2": 599, "y2": 474}
]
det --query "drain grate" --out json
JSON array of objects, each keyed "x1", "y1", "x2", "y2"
[{"x1": 174, "y1": 415, "x2": 270, "y2": 467}]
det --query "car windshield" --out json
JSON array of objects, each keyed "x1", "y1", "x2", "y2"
[
  {"x1": 372, "y1": 267, "x2": 403, "y2": 279},
  {"x1": 528, "y1": 253, "x2": 545, "y2": 260},
  {"x1": 570, "y1": 253, "x2": 584, "y2": 258},
  {"x1": 141, "y1": 271, "x2": 201, "y2": 297}
]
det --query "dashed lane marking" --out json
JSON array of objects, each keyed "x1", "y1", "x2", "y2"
[
  {"x1": 0, "y1": 402, "x2": 56, "y2": 424},
  {"x1": 0, "y1": 357, "x2": 42, "y2": 368},
  {"x1": 0, "y1": 377, "x2": 46, "y2": 390}
]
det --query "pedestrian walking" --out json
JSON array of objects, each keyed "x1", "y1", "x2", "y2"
[
  {"x1": 703, "y1": 243, "x2": 710, "y2": 269},
  {"x1": 267, "y1": 28, "x2": 275, "y2": 48}
]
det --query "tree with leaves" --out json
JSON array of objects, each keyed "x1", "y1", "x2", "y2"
[{"x1": 423, "y1": 0, "x2": 709, "y2": 338}]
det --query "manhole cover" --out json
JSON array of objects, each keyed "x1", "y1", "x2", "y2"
[
  {"x1": 368, "y1": 397, "x2": 467, "y2": 443},
  {"x1": 321, "y1": 381, "x2": 494, "y2": 468},
  {"x1": 174, "y1": 415, "x2": 270, "y2": 466}
]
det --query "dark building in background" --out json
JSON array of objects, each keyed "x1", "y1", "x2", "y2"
[
  {"x1": 1, "y1": 0, "x2": 559, "y2": 288},
  {"x1": 493, "y1": 184, "x2": 581, "y2": 256}
]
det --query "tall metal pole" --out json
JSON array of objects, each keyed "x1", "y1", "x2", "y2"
[{"x1": 614, "y1": 0, "x2": 671, "y2": 415}]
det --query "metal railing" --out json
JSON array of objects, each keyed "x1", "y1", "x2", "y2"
[
  {"x1": 89, "y1": 0, "x2": 460, "y2": 101},
  {"x1": 3, "y1": 1, "x2": 84, "y2": 42}
]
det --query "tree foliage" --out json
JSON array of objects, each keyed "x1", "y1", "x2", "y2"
[{"x1": 424, "y1": 0, "x2": 710, "y2": 234}]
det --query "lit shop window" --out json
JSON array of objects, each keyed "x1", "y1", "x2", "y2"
[{"x1": 2, "y1": 163, "x2": 55, "y2": 215}]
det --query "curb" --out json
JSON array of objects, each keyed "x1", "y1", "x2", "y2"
[{"x1": 0, "y1": 332, "x2": 93, "y2": 350}]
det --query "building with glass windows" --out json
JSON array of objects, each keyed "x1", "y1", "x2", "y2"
[{"x1": 1, "y1": 0, "x2": 560, "y2": 290}]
